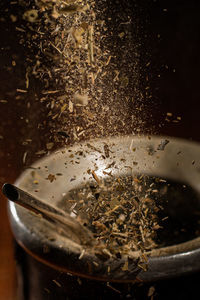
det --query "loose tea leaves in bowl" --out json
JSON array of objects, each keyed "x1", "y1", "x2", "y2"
[{"x1": 60, "y1": 174, "x2": 200, "y2": 269}]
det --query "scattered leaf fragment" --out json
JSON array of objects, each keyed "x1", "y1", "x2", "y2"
[
  {"x1": 23, "y1": 10, "x2": 38, "y2": 23},
  {"x1": 46, "y1": 142, "x2": 54, "y2": 150},
  {"x1": 46, "y1": 174, "x2": 56, "y2": 182},
  {"x1": 148, "y1": 286, "x2": 155, "y2": 298},
  {"x1": 122, "y1": 260, "x2": 129, "y2": 271},
  {"x1": 73, "y1": 93, "x2": 88, "y2": 106},
  {"x1": 157, "y1": 139, "x2": 169, "y2": 151}
]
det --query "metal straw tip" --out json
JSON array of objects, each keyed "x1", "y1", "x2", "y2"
[{"x1": 2, "y1": 183, "x2": 19, "y2": 201}]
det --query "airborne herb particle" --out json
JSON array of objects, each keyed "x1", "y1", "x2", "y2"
[
  {"x1": 157, "y1": 139, "x2": 169, "y2": 151},
  {"x1": 46, "y1": 174, "x2": 56, "y2": 182}
]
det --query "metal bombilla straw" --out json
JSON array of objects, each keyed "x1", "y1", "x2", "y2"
[{"x1": 2, "y1": 183, "x2": 93, "y2": 246}]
